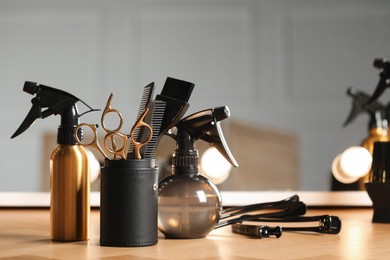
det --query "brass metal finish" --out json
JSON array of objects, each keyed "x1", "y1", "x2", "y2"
[
  {"x1": 359, "y1": 127, "x2": 390, "y2": 188},
  {"x1": 50, "y1": 144, "x2": 90, "y2": 241}
]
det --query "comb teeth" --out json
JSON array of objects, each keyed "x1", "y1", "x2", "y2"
[
  {"x1": 143, "y1": 100, "x2": 166, "y2": 159},
  {"x1": 139, "y1": 82, "x2": 155, "y2": 112},
  {"x1": 128, "y1": 82, "x2": 155, "y2": 153},
  {"x1": 160, "y1": 77, "x2": 194, "y2": 102}
]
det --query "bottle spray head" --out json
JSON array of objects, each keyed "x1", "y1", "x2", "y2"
[
  {"x1": 343, "y1": 87, "x2": 387, "y2": 129},
  {"x1": 11, "y1": 81, "x2": 99, "y2": 143},
  {"x1": 168, "y1": 106, "x2": 238, "y2": 175},
  {"x1": 366, "y1": 58, "x2": 390, "y2": 105}
]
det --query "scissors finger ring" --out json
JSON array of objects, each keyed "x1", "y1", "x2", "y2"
[
  {"x1": 101, "y1": 93, "x2": 124, "y2": 133},
  {"x1": 104, "y1": 132, "x2": 128, "y2": 160},
  {"x1": 75, "y1": 123, "x2": 109, "y2": 159},
  {"x1": 130, "y1": 108, "x2": 153, "y2": 159}
]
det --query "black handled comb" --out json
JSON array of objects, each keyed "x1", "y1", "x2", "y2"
[
  {"x1": 127, "y1": 82, "x2": 155, "y2": 157},
  {"x1": 143, "y1": 100, "x2": 167, "y2": 159}
]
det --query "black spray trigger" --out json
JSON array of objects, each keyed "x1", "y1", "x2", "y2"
[
  {"x1": 202, "y1": 121, "x2": 238, "y2": 167},
  {"x1": 343, "y1": 87, "x2": 387, "y2": 130},
  {"x1": 11, "y1": 97, "x2": 42, "y2": 139},
  {"x1": 170, "y1": 106, "x2": 239, "y2": 174},
  {"x1": 11, "y1": 81, "x2": 99, "y2": 144}
]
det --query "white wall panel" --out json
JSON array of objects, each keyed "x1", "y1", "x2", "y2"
[
  {"x1": 134, "y1": 3, "x2": 258, "y2": 114},
  {"x1": 281, "y1": 1, "x2": 390, "y2": 107},
  {"x1": 1, "y1": 0, "x2": 390, "y2": 191},
  {"x1": 0, "y1": 3, "x2": 107, "y2": 190}
]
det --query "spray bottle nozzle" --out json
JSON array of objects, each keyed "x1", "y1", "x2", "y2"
[
  {"x1": 214, "y1": 106, "x2": 230, "y2": 121},
  {"x1": 170, "y1": 106, "x2": 238, "y2": 172},
  {"x1": 373, "y1": 58, "x2": 390, "y2": 71},
  {"x1": 344, "y1": 87, "x2": 388, "y2": 130},
  {"x1": 23, "y1": 81, "x2": 39, "y2": 95},
  {"x1": 365, "y1": 58, "x2": 390, "y2": 105}
]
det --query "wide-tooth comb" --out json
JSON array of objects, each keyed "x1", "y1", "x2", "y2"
[
  {"x1": 143, "y1": 100, "x2": 167, "y2": 159},
  {"x1": 128, "y1": 82, "x2": 155, "y2": 155}
]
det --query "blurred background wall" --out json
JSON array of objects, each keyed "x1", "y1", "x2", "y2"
[{"x1": 1, "y1": 0, "x2": 390, "y2": 191}]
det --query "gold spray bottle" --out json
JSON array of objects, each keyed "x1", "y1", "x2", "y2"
[
  {"x1": 50, "y1": 106, "x2": 92, "y2": 241},
  {"x1": 11, "y1": 81, "x2": 99, "y2": 241},
  {"x1": 343, "y1": 87, "x2": 390, "y2": 188}
]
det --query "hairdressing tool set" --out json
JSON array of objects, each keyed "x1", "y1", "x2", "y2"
[
  {"x1": 98, "y1": 77, "x2": 194, "y2": 247},
  {"x1": 12, "y1": 77, "x2": 342, "y2": 246},
  {"x1": 74, "y1": 93, "x2": 155, "y2": 161}
]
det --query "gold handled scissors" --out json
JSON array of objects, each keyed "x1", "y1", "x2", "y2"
[
  {"x1": 101, "y1": 93, "x2": 128, "y2": 159},
  {"x1": 101, "y1": 93, "x2": 123, "y2": 133},
  {"x1": 75, "y1": 93, "x2": 128, "y2": 160},
  {"x1": 130, "y1": 108, "x2": 153, "y2": 159},
  {"x1": 74, "y1": 123, "x2": 110, "y2": 159},
  {"x1": 74, "y1": 123, "x2": 128, "y2": 160},
  {"x1": 103, "y1": 131, "x2": 128, "y2": 160}
]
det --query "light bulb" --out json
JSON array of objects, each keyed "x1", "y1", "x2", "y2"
[
  {"x1": 332, "y1": 146, "x2": 372, "y2": 184},
  {"x1": 200, "y1": 147, "x2": 232, "y2": 185},
  {"x1": 86, "y1": 149, "x2": 101, "y2": 183}
]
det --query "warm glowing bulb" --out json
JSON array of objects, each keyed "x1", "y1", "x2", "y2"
[
  {"x1": 200, "y1": 147, "x2": 232, "y2": 184},
  {"x1": 86, "y1": 149, "x2": 101, "y2": 183},
  {"x1": 332, "y1": 146, "x2": 372, "y2": 184}
]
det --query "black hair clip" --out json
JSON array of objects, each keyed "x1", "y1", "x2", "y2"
[
  {"x1": 232, "y1": 224, "x2": 282, "y2": 239},
  {"x1": 250, "y1": 214, "x2": 342, "y2": 234}
]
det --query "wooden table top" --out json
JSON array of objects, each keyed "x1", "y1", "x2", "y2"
[{"x1": 0, "y1": 207, "x2": 388, "y2": 259}]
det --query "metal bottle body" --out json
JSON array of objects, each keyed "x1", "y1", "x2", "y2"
[
  {"x1": 50, "y1": 144, "x2": 90, "y2": 241},
  {"x1": 358, "y1": 127, "x2": 390, "y2": 188},
  {"x1": 361, "y1": 128, "x2": 390, "y2": 154}
]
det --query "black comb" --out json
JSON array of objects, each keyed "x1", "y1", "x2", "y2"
[
  {"x1": 143, "y1": 100, "x2": 167, "y2": 159},
  {"x1": 127, "y1": 82, "x2": 155, "y2": 156}
]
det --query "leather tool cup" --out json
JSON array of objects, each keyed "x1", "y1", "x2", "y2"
[{"x1": 100, "y1": 159, "x2": 158, "y2": 246}]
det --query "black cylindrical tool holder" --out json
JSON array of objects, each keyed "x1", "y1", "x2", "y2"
[{"x1": 100, "y1": 159, "x2": 158, "y2": 247}]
